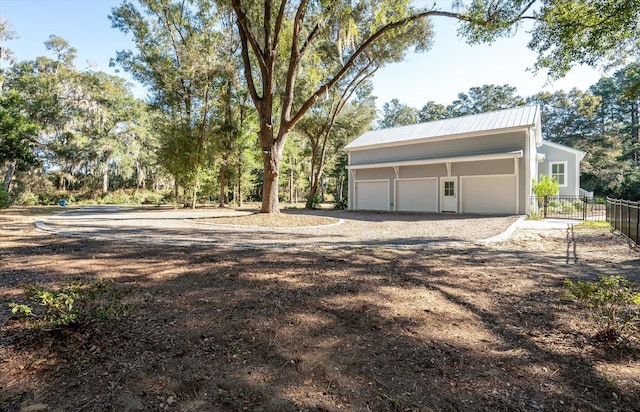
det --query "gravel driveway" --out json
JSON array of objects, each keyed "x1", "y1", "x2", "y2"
[{"x1": 35, "y1": 205, "x2": 524, "y2": 248}]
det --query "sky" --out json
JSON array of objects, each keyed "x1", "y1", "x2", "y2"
[{"x1": 1, "y1": 0, "x2": 609, "y2": 110}]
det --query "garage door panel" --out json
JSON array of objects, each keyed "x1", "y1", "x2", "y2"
[
  {"x1": 461, "y1": 175, "x2": 516, "y2": 214},
  {"x1": 355, "y1": 180, "x2": 389, "y2": 211},
  {"x1": 396, "y1": 179, "x2": 437, "y2": 212}
]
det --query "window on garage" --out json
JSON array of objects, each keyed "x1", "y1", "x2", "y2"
[
  {"x1": 550, "y1": 161, "x2": 567, "y2": 187},
  {"x1": 444, "y1": 181, "x2": 455, "y2": 196}
]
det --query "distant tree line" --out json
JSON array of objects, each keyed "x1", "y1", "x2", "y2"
[
  {"x1": 2, "y1": 1, "x2": 640, "y2": 208},
  {"x1": 378, "y1": 73, "x2": 640, "y2": 198}
]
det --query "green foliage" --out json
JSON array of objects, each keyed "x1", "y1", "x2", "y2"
[
  {"x1": 0, "y1": 186, "x2": 10, "y2": 208},
  {"x1": 448, "y1": 84, "x2": 525, "y2": 117},
  {"x1": 305, "y1": 193, "x2": 321, "y2": 210},
  {"x1": 532, "y1": 174, "x2": 560, "y2": 197},
  {"x1": 378, "y1": 98, "x2": 420, "y2": 128},
  {"x1": 578, "y1": 220, "x2": 611, "y2": 229},
  {"x1": 564, "y1": 275, "x2": 640, "y2": 343},
  {"x1": 8, "y1": 279, "x2": 133, "y2": 329},
  {"x1": 547, "y1": 199, "x2": 577, "y2": 213},
  {"x1": 529, "y1": 0, "x2": 640, "y2": 79},
  {"x1": 333, "y1": 197, "x2": 348, "y2": 210}
]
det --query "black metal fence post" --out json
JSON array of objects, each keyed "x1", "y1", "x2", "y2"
[{"x1": 543, "y1": 195, "x2": 548, "y2": 218}]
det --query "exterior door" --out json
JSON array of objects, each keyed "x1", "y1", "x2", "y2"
[{"x1": 441, "y1": 177, "x2": 457, "y2": 212}]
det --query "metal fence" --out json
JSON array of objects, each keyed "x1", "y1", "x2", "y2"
[
  {"x1": 530, "y1": 195, "x2": 607, "y2": 220},
  {"x1": 606, "y1": 198, "x2": 640, "y2": 246}
]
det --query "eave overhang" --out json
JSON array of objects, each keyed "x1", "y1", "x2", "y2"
[{"x1": 346, "y1": 150, "x2": 524, "y2": 170}]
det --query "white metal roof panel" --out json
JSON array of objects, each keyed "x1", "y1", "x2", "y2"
[{"x1": 345, "y1": 105, "x2": 540, "y2": 151}]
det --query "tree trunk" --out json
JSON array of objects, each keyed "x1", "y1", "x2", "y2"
[
  {"x1": 174, "y1": 179, "x2": 180, "y2": 207},
  {"x1": 3, "y1": 161, "x2": 16, "y2": 192},
  {"x1": 102, "y1": 166, "x2": 109, "y2": 194},
  {"x1": 218, "y1": 163, "x2": 227, "y2": 208},
  {"x1": 238, "y1": 162, "x2": 243, "y2": 207},
  {"x1": 191, "y1": 187, "x2": 197, "y2": 210},
  {"x1": 289, "y1": 154, "x2": 294, "y2": 204},
  {"x1": 260, "y1": 147, "x2": 281, "y2": 213}
]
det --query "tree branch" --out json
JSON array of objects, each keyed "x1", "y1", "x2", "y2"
[{"x1": 287, "y1": 7, "x2": 534, "y2": 129}]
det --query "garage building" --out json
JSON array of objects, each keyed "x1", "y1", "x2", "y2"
[{"x1": 344, "y1": 105, "x2": 584, "y2": 215}]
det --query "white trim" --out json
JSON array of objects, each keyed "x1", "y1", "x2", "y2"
[
  {"x1": 354, "y1": 179, "x2": 390, "y2": 211},
  {"x1": 514, "y1": 158, "x2": 519, "y2": 213},
  {"x1": 346, "y1": 150, "x2": 523, "y2": 170},
  {"x1": 394, "y1": 177, "x2": 438, "y2": 212},
  {"x1": 460, "y1": 174, "x2": 518, "y2": 214},
  {"x1": 549, "y1": 161, "x2": 568, "y2": 187}
]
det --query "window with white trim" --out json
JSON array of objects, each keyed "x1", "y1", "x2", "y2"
[{"x1": 550, "y1": 162, "x2": 567, "y2": 187}]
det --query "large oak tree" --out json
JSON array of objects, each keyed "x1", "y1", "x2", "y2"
[{"x1": 230, "y1": 0, "x2": 536, "y2": 212}]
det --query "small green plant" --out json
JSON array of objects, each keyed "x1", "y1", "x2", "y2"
[
  {"x1": 9, "y1": 279, "x2": 132, "y2": 328},
  {"x1": 564, "y1": 275, "x2": 640, "y2": 343},
  {"x1": 532, "y1": 174, "x2": 560, "y2": 198}
]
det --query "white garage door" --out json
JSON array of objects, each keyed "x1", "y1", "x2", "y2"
[
  {"x1": 461, "y1": 175, "x2": 517, "y2": 214},
  {"x1": 355, "y1": 180, "x2": 389, "y2": 211},
  {"x1": 396, "y1": 178, "x2": 438, "y2": 212}
]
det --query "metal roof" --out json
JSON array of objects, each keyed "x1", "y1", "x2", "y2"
[{"x1": 345, "y1": 105, "x2": 540, "y2": 151}]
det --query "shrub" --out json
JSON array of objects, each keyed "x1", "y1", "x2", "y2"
[
  {"x1": 532, "y1": 174, "x2": 560, "y2": 198},
  {"x1": 0, "y1": 187, "x2": 10, "y2": 208},
  {"x1": 15, "y1": 191, "x2": 39, "y2": 206},
  {"x1": 9, "y1": 279, "x2": 133, "y2": 328},
  {"x1": 564, "y1": 275, "x2": 640, "y2": 343},
  {"x1": 333, "y1": 197, "x2": 348, "y2": 210},
  {"x1": 572, "y1": 200, "x2": 584, "y2": 211},
  {"x1": 305, "y1": 193, "x2": 321, "y2": 209}
]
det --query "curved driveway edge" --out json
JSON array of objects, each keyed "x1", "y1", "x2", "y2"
[{"x1": 34, "y1": 205, "x2": 573, "y2": 249}]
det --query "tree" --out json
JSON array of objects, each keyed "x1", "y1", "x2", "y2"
[
  {"x1": 448, "y1": 84, "x2": 525, "y2": 117},
  {"x1": 378, "y1": 98, "x2": 419, "y2": 129},
  {"x1": 111, "y1": 0, "x2": 231, "y2": 208},
  {"x1": 297, "y1": 81, "x2": 376, "y2": 208},
  {"x1": 528, "y1": 0, "x2": 640, "y2": 79},
  {"x1": 419, "y1": 101, "x2": 450, "y2": 122},
  {"x1": 0, "y1": 91, "x2": 39, "y2": 191},
  {"x1": 230, "y1": 0, "x2": 536, "y2": 213}
]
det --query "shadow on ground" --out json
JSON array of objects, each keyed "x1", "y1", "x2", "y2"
[{"x1": 1, "y1": 226, "x2": 639, "y2": 411}]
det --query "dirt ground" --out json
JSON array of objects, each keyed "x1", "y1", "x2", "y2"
[{"x1": 1, "y1": 207, "x2": 639, "y2": 411}]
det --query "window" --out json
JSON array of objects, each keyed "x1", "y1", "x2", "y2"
[
  {"x1": 550, "y1": 162, "x2": 567, "y2": 187},
  {"x1": 444, "y1": 181, "x2": 455, "y2": 196}
]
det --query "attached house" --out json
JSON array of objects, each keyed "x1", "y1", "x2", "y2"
[{"x1": 344, "y1": 105, "x2": 585, "y2": 215}]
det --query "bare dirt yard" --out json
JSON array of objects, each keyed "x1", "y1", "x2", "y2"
[{"x1": 1, "y1": 206, "x2": 639, "y2": 411}]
